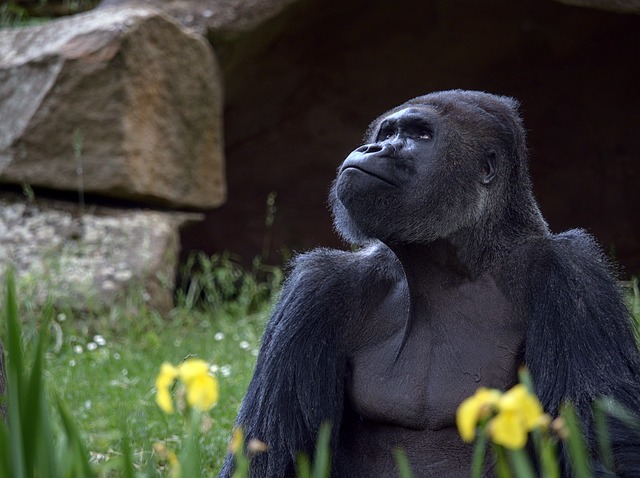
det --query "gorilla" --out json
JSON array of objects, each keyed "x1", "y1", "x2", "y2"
[{"x1": 219, "y1": 90, "x2": 640, "y2": 477}]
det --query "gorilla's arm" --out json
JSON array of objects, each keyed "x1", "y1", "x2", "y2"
[
  {"x1": 218, "y1": 250, "x2": 355, "y2": 478},
  {"x1": 523, "y1": 229, "x2": 640, "y2": 476}
]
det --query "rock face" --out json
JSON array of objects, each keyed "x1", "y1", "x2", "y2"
[
  {"x1": 0, "y1": 6, "x2": 225, "y2": 209},
  {"x1": 97, "y1": 0, "x2": 300, "y2": 41},
  {"x1": 0, "y1": 195, "x2": 200, "y2": 313}
]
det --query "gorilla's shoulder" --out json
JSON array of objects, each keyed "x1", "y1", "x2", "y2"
[
  {"x1": 286, "y1": 242, "x2": 401, "y2": 291},
  {"x1": 291, "y1": 241, "x2": 401, "y2": 279},
  {"x1": 523, "y1": 229, "x2": 619, "y2": 279}
]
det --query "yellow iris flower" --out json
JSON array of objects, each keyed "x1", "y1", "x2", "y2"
[
  {"x1": 456, "y1": 387, "x2": 501, "y2": 442},
  {"x1": 155, "y1": 358, "x2": 219, "y2": 414},
  {"x1": 490, "y1": 384, "x2": 545, "y2": 449},
  {"x1": 456, "y1": 383, "x2": 548, "y2": 450},
  {"x1": 155, "y1": 363, "x2": 179, "y2": 414}
]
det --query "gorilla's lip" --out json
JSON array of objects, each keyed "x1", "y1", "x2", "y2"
[{"x1": 341, "y1": 166, "x2": 397, "y2": 187}]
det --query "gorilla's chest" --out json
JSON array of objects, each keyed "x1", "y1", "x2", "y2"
[{"x1": 347, "y1": 275, "x2": 525, "y2": 431}]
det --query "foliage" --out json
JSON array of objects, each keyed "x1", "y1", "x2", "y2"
[
  {"x1": 0, "y1": 255, "x2": 274, "y2": 476},
  {"x1": 176, "y1": 252, "x2": 283, "y2": 316},
  {"x1": 0, "y1": 0, "x2": 99, "y2": 26},
  {"x1": 0, "y1": 2, "x2": 29, "y2": 27},
  {"x1": 455, "y1": 369, "x2": 640, "y2": 478},
  {"x1": 0, "y1": 270, "x2": 93, "y2": 477}
]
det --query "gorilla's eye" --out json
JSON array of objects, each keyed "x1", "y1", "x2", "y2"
[
  {"x1": 418, "y1": 131, "x2": 431, "y2": 140},
  {"x1": 377, "y1": 129, "x2": 395, "y2": 142}
]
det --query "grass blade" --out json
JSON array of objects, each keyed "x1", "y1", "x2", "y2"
[
  {"x1": 311, "y1": 422, "x2": 332, "y2": 478},
  {"x1": 593, "y1": 400, "x2": 614, "y2": 472},
  {"x1": 56, "y1": 392, "x2": 94, "y2": 477},
  {"x1": 560, "y1": 403, "x2": 592, "y2": 478},
  {"x1": 471, "y1": 425, "x2": 488, "y2": 478},
  {"x1": 4, "y1": 270, "x2": 26, "y2": 478},
  {"x1": 393, "y1": 448, "x2": 414, "y2": 478},
  {"x1": 296, "y1": 454, "x2": 312, "y2": 478},
  {"x1": 179, "y1": 411, "x2": 203, "y2": 478},
  {"x1": 507, "y1": 448, "x2": 536, "y2": 478}
]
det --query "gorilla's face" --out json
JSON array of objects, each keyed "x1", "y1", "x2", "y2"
[{"x1": 331, "y1": 106, "x2": 496, "y2": 245}]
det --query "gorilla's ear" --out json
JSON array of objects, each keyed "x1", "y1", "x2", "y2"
[{"x1": 482, "y1": 150, "x2": 497, "y2": 185}]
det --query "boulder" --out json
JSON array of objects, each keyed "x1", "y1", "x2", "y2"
[
  {"x1": 0, "y1": 195, "x2": 202, "y2": 314},
  {"x1": 96, "y1": 0, "x2": 301, "y2": 41},
  {"x1": 0, "y1": 6, "x2": 225, "y2": 209}
]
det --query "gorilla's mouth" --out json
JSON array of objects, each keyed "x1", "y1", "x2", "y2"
[{"x1": 341, "y1": 166, "x2": 397, "y2": 187}]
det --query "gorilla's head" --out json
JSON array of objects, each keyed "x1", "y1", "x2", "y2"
[{"x1": 330, "y1": 90, "x2": 535, "y2": 246}]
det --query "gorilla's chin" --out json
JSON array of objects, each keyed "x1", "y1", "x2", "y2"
[{"x1": 329, "y1": 183, "x2": 374, "y2": 245}]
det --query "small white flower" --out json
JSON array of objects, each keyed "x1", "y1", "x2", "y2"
[
  {"x1": 251, "y1": 349, "x2": 259, "y2": 357},
  {"x1": 87, "y1": 342, "x2": 97, "y2": 351},
  {"x1": 69, "y1": 359, "x2": 76, "y2": 367},
  {"x1": 209, "y1": 364, "x2": 220, "y2": 373},
  {"x1": 220, "y1": 365, "x2": 231, "y2": 377},
  {"x1": 84, "y1": 400, "x2": 92, "y2": 410},
  {"x1": 214, "y1": 332, "x2": 225, "y2": 341},
  {"x1": 239, "y1": 341, "x2": 250, "y2": 350},
  {"x1": 122, "y1": 369, "x2": 128, "y2": 376},
  {"x1": 73, "y1": 345, "x2": 83, "y2": 354},
  {"x1": 93, "y1": 335, "x2": 106, "y2": 346},
  {"x1": 57, "y1": 313, "x2": 67, "y2": 322},
  {"x1": 113, "y1": 352, "x2": 121, "y2": 360}
]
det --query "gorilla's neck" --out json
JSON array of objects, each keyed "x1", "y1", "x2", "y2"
[
  {"x1": 388, "y1": 239, "x2": 475, "y2": 292},
  {"x1": 388, "y1": 198, "x2": 547, "y2": 287}
]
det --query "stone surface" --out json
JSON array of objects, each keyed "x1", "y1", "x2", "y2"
[
  {"x1": 554, "y1": 0, "x2": 640, "y2": 13},
  {"x1": 97, "y1": 0, "x2": 301, "y2": 41},
  {"x1": 0, "y1": 6, "x2": 225, "y2": 209},
  {"x1": 177, "y1": 0, "x2": 640, "y2": 276},
  {"x1": 0, "y1": 195, "x2": 202, "y2": 314}
]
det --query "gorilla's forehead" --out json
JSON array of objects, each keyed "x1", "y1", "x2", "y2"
[
  {"x1": 366, "y1": 105, "x2": 440, "y2": 141},
  {"x1": 381, "y1": 106, "x2": 439, "y2": 123},
  {"x1": 364, "y1": 90, "x2": 521, "y2": 144}
]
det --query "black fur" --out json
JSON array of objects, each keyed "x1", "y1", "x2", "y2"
[{"x1": 219, "y1": 90, "x2": 640, "y2": 477}]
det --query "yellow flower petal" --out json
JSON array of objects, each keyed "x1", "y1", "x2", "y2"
[
  {"x1": 156, "y1": 387, "x2": 175, "y2": 414},
  {"x1": 230, "y1": 428, "x2": 244, "y2": 455},
  {"x1": 169, "y1": 450, "x2": 181, "y2": 478},
  {"x1": 155, "y1": 362, "x2": 179, "y2": 414},
  {"x1": 185, "y1": 374, "x2": 219, "y2": 411},
  {"x1": 498, "y1": 384, "x2": 544, "y2": 431},
  {"x1": 178, "y1": 358, "x2": 210, "y2": 385},
  {"x1": 490, "y1": 410, "x2": 528, "y2": 449},
  {"x1": 156, "y1": 362, "x2": 179, "y2": 389},
  {"x1": 456, "y1": 387, "x2": 501, "y2": 442}
]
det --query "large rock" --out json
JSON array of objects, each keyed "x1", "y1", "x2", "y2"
[
  {"x1": 97, "y1": 0, "x2": 301, "y2": 41},
  {"x1": 0, "y1": 195, "x2": 201, "y2": 314},
  {"x1": 0, "y1": 6, "x2": 225, "y2": 209}
]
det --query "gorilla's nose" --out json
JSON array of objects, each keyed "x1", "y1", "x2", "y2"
[
  {"x1": 355, "y1": 143, "x2": 397, "y2": 157},
  {"x1": 356, "y1": 143, "x2": 383, "y2": 154}
]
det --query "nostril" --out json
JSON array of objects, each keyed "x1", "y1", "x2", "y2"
[{"x1": 356, "y1": 143, "x2": 383, "y2": 154}]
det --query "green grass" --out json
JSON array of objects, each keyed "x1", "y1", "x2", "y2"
[
  {"x1": 2, "y1": 255, "x2": 278, "y2": 476},
  {"x1": 46, "y1": 306, "x2": 266, "y2": 475}
]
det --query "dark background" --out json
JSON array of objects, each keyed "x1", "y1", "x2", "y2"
[{"x1": 181, "y1": 0, "x2": 640, "y2": 277}]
